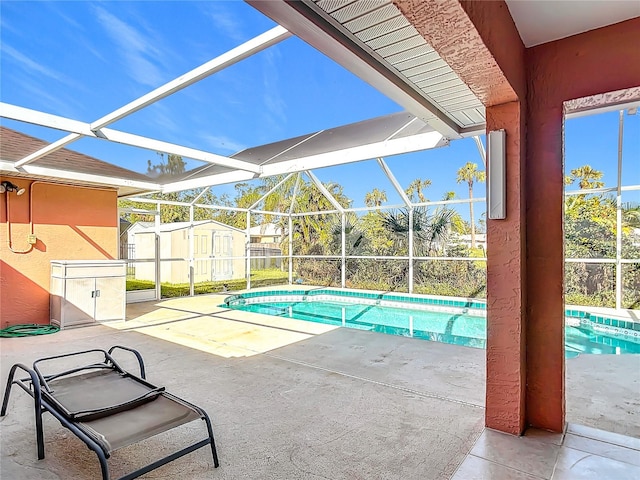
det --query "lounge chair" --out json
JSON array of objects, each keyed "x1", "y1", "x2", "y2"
[{"x1": 1, "y1": 346, "x2": 219, "y2": 480}]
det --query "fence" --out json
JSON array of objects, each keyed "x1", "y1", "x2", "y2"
[{"x1": 250, "y1": 246, "x2": 282, "y2": 269}]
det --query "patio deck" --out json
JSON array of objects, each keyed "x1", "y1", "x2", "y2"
[{"x1": 1, "y1": 294, "x2": 638, "y2": 479}]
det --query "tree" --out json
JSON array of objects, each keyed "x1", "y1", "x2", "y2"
[
  {"x1": 146, "y1": 153, "x2": 186, "y2": 178},
  {"x1": 364, "y1": 188, "x2": 387, "y2": 207},
  {"x1": 566, "y1": 165, "x2": 605, "y2": 189},
  {"x1": 437, "y1": 191, "x2": 466, "y2": 236},
  {"x1": 405, "y1": 178, "x2": 431, "y2": 203},
  {"x1": 623, "y1": 202, "x2": 640, "y2": 232},
  {"x1": 456, "y1": 162, "x2": 485, "y2": 248},
  {"x1": 382, "y1": 207, "x2": 454, "y2": 257},
  {"x1": 378, "y1": 206, "x2": 457, "y2": 290},
  {"x1": 119, "y1": 153, "x2": 191, "y2": 224},
  {"x1": 288, "y1": 181, "x2": 353, "y2": 285},
  {"x1": 274, "y1": 179, "x2": 353, "y2": 256}
]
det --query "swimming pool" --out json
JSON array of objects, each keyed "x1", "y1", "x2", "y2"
[{"x1": 223, "y1": 289, "x2": 640, "y2": 356}]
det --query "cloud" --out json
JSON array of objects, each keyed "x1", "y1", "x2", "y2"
[
  {"x1": 48, "y1": 5, "x2": 107, "y2": 63},
  {"x1": 200, "y1": 134, "x2": 246, "y2": 154},
  {"x1": 2, "y1": 44, "x2": 68, "y2": 83},
  {"x1": 92, "y1": 6, "x2": 165, "y2": 87},
  {"x1": 48, "y1": 3, "x2": 83, "y2": 30},
  {"x1": 145, "y1": 103, "x2": 180, "y2": 134},
  {"x1": 16, "y1": 78, "x2": 84, "y2": 119},
  {"x1": 0, "y1": 15, "x2": 20, "y2": 36},
  {"x1": 200, "y1": 3, "x2": 245, "y2": 42},
  {"x1": 261, "y1": 49, "x2": 286, "y2": 125}
]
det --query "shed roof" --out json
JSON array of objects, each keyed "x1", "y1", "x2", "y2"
[{"x1": 133, "y1": 219, "x2": 244, "y2": 234}]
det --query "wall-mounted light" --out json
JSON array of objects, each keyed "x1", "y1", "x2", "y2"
[
  {"x1": 0, "y1": 181, "x2": 26, "y2": 195},
  {"x1": 487, "y1": 130, "x2": 506, "y2": 220}
]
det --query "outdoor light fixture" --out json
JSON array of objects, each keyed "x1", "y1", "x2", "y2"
[
  {"x1": 0, "y1": 181, "x2": 26, "y2": 195},
  {"x1": 487, "y1": 130, "x2": 506, "y2": 220}
]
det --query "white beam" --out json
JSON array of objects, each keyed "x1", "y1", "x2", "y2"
[
  {"x1": 0, "y1": 103, "x2": 92, "y2": 134},
  {"x1": 305, "y1": 170, "x2": 344, "y2": 213},
  {"x1": 248, "y1": 172, "x2": 295, "y2": 210},
  {"x1": 474, "y1": 135, "x2": 486, "y2": 168},
  {"x1": 248, "y1": 0, "x2": 462, "y2": 139},
  {"x1": 159, "y1": 129, "x2": 445, "y2": 192},
  {"x1": 14, "y1": 133, "x2": 82, "y2": 167},
  {"x1": 261, "y1": 130, "x2": 445, "y2": 176},
  {"x1": 98, "y1": 129, "x2": 261, "y2": 173},
  {"x1": 289, "y1": 173, "x2": 302, "y2": 214},
  {"x1": 162, "y1": 170, "x2": 256, "y2": 193},
  {"x1": 91, "y1": 26, "x2": 291, "y2": 131},
  {"x1": 190, "y1": 186, "x2": 210, "y2": 205},
  {"x1": 3, "y1": 26, "x2": 289, "y2": 170},
  {"x1": 376, "y1": 157, "x2": 412, "y2": 207},
  {"x1": 2, "y1": 103, "x2": 261, "y2": 173},
  {"x1": 119, "y1": 206, "x2": 160, "y2": 215}
]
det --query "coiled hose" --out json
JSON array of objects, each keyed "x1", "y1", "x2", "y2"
[{"x1": 0, "y1": 324, "x2": 59, "y2": 338}]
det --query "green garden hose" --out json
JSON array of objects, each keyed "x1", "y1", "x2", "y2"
[{"x1": 0, "y1": 324, "x2": 59, "y2": 338}]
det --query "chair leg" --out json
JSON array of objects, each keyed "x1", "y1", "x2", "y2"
[
  {"x1": 0, "y1": 367, "x2": 15, "y2": 417},
  {"x1": 1, "y1": 363, "x2": 46, "y2": 460},
  {"x1": 35, "y1": 404, "x2": 45, "y2": 460},
  {"x1": 96, "y1": 448, "x2": 110, "y2": 480},
  {"x1": 202, "y1": 414, "x2": 219, "y2": 468}
]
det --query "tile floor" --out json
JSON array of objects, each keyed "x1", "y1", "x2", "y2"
[{"x1": 452, "y1": 423, "x2": 640, "y2": 479}]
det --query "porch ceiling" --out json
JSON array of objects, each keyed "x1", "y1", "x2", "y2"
[{"x1": 505, "y1": 0, "x2": 640, "y2": 47}]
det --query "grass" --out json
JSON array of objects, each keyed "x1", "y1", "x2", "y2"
[{"x1": 126, "y1": 268, "x2": 289, "y2": 298}]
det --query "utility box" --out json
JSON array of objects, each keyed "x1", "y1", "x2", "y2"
[{"x1": 50, "y1": 260, "x2": 126, "y2": 329}]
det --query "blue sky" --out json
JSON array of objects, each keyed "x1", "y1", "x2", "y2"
[{"x1": 1, "y1": 1, "x2": 638, "y2": 213}]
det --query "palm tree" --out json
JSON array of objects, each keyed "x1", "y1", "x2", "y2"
[
  {"x1": 438, "y1": 192, "x2": 466, "y2": 235},
  {"x1": 291, "y1": 180, "x2": 351, "y2": 252},
  {"x1": 381, "y1": 206, "x2": 454, "y2": 256},
  {"x1": 456, "y1": 162, "x2": 485, "y2": 249},
  {"x1": 405, "y1": 178, "x2": 432, "y2": 203},
  {"x1": 380, "y1": 206, "x2": 455, "y2": 290},
  {"x1": 364, "y1": 188, "x2": 387, "y2": 208},
  {"x1": 567, "y1": 165, "x2": 604, "y2": 189}
]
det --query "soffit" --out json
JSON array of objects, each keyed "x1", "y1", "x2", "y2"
[{"x1": 311, "y1": 0, "x2": 485, "y2": 131}]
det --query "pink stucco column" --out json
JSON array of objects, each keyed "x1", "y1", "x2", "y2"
[{"x1": 485, "y1": 101, "x2": 527, "y2": 434}]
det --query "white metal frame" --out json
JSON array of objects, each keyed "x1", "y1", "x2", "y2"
[
  {"x1": 0, "y1": 17, "x2": 454, "y2": 194},
  {"x1": 7, "y1": 26, "x2": 290, "y2": 172},
  {"x1": 123, "y1": 151, "x2": 490, "y2": 296},
  {"x1": 2, "y1": 7, "x2": 636, "y2": 307}
]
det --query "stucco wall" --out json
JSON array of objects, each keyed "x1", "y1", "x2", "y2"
[
  {"x1": 525, "y1": 17, "x2": 640, "y2": 432},
  {"x1": 0, "y1": 178, "x2": 118, "y2": 327}
]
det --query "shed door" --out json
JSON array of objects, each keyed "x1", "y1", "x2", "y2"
[{"x1": 212, "y1": 232, "x2": 233, "y2": 280}]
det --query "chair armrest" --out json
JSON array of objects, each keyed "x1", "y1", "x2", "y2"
[{"x1": 108, "y1": 346, "x2": 146, "y2": 379}]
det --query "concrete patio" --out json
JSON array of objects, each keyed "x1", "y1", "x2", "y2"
[{"x1": 1, "y1": 294, "x2": 639, "y2": 479}]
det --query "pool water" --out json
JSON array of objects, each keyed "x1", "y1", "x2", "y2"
[{"x1": 227, "y1": 299, "x2": 640, "y2": 356}]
